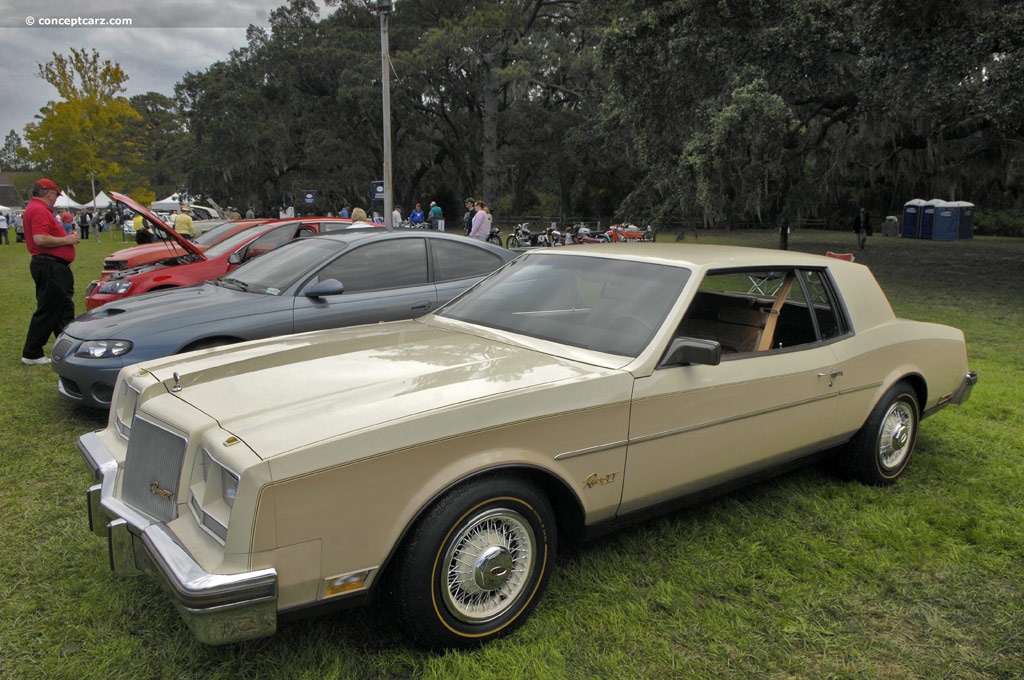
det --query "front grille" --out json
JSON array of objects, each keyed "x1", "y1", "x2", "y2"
[
  {"x1": 52, "y1": 338, "x2": 73, "y2": 363},
  {"x1": 122, "y1": 417, "x2": 186, "y2": 522}
]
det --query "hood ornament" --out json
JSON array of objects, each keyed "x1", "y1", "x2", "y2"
[{"x1": 171, "y1": 372, "x2": 182, "y2": 393}]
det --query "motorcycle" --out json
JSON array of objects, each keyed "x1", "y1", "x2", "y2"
[
  {"x1": 564, "y1": 224, "x2": 609, "y2": 245},
  {"x1": 486, "y1": 226, "x2": 504, "y2": 247},
  {"x1": 605, "y1": 223, "x2": 650, "y2": 243},
  {"x1": 505, "y1": 223, "x2": 552, "y2": 248}
]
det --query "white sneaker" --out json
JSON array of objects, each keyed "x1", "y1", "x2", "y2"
[{"x1": 21, "y1": 356, "x2": 51, "y2": 365}]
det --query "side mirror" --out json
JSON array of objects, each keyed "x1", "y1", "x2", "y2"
[
  {"x1": 227, "y1": 252, "x2": 243, "y2": 265},
  {"x1": 658, "y1": 337, "x2": 721, "y2": 367},
  {"x1": 303, "y1": 279, "x2": 345, "y2": 298}
]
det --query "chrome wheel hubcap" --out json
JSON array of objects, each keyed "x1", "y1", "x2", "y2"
[{"x1": 878, "y1": 401, "x2": 915, "y2": 471}]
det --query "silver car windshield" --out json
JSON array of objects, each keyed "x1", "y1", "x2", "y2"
[
  {"x1": 439, "y1": 252, "x2": 690, "y2": 356},
  {"x1": 220, "y1": 238, "x2": 347, "y2": 295}
]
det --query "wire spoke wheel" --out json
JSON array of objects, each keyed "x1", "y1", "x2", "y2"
[
  {"x1": 841, "y1": 381, "x2": 919, "y2": 485},
  {"x1": 441, "y1": 508, "x2": 536, "y2": 624},
  {"x1": 876, "y1": 400, "x2": 916, "y2": 473},
  {"x1": 390, "y1": 476, "x2": 555, "y2": 648}
]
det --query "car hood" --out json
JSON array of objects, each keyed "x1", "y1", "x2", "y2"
[
  {"x1": 67, "y1": 283, "x2": 269, "y2": 340},
  {"x1": 104, "y1": 241, "x2": 190, "y2": 264},
  {"x1": 111, "y1": 191, "x2": 204, "y2": 259},
  {"x1": 139, "y1": 319, "x2": 629, "y2": 460}
]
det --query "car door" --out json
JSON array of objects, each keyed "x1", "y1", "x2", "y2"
[
  {"x1": 619, "y1": 267, "x2": 848, "y2": 514},
  {"x1": 291, "y1": 237, "x2": 437, "y2": 332}
]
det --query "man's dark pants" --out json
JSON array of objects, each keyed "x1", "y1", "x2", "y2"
[{"x1": 22, "y1": 255, "x2": 75, "y2": 360}]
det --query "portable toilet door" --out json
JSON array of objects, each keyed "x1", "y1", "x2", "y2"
[
  {"x1": 932, "y1": 201, "x2": 958, "y2": 240},
  {"x1": 901, "y1": 199, "x2": 926, "y2": 238},
  {"x1": 919, "y1": 199, "x2": 942, "y2": 239},
  {"x1": 953, "y1": 201, "x2": 975, "y2": 239}
]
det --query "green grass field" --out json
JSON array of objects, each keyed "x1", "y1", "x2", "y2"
[{"x1": 1, "y1": 229, "x2": 1021, "y2": 679}]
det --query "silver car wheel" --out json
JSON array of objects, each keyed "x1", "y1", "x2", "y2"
[
  {"x1": 877, "y1": 400, "x2": 915, "y2": 473},
  {"x1": 441, "y1": 508, "x2": 537, "y2": 624}
]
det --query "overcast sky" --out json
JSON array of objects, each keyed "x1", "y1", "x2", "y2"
[{"x1": 0, "y1": 1, "x2": 315, "y2": 143}]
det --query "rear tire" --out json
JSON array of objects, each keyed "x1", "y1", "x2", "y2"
[
  {"x1": 389, "y1": 475, "x2": 556, "y2": 649},
  {"x1": 841, "y1": 381, "x2": 920, "y2": 485},
  {"x1": 487, "y1": 233, "x2": 504, "y2": 247}
]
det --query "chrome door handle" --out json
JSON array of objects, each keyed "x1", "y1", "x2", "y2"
[{"x1": 817, "y1": 371, "x2": 844, "y2": 379}]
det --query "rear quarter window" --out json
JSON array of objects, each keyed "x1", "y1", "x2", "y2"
[{"x1": 432, "y1": 240, "x2": 506, "y2": 282}]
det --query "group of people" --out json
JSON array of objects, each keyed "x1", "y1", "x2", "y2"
[
  {"x1": 385, "y1": 197, "x2": 493, "y2": 241},
  {"x1": 0, "y1": 211, "x2": 19, "y2": 244},
  {"x1": 400, "y1": 201, "x2": 445, "y2": 230}
]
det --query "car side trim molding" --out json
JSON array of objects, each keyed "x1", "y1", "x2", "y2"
[
  {"x1": 553, "y1": 440, "x2": 629, "y2": 461},
  {"x1": 629, "y1": 392, "x2": 840, "y2": 446}
]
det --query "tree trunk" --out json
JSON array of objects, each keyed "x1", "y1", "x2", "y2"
[{"x1": 481, "y1": 66, "x2": 500, "y2": 203}]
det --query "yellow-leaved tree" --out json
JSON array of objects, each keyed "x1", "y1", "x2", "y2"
[{"x1": 25, "y1": 48, "x2": 141, "y2": 195}]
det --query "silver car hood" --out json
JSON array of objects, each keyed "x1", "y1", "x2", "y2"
[{"x1": 139, "y1": 319, "x2": 629, "y2": 459}]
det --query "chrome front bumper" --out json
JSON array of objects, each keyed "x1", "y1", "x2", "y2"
[{"x1": 79, "y1": 430, "x2": 278, "y2": 645}]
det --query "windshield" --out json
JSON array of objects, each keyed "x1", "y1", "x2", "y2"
[
  {"x1": 439, "y1": 252, "x2": 690, "y2": 356},
  {"x1": 193, "y1": 221, "x2": 246, "y2": 246},
  {"x1": 220, "y1": 237, "x2": 347, "y2": 295},
  {"x1": 204, "y1": 222, "x2": 293, "y2": 257}
]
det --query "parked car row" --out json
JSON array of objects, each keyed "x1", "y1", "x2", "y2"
[
  {"x1": 72, "y1": 233, "x2": 976, "y2": 649},
  {"x1": 83, "y1": 193, "x2": 376, "y2": 309},
  {"x1": 55, "y1": 197, "x2": 514, "y2": 409}
]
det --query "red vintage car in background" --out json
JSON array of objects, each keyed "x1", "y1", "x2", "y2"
[
  {"x1": 97, "y1": 218, "x2": 270, "y2": 277},
  {"x1": 85, "y1": 193, "x2": 366, "y2": 309}
]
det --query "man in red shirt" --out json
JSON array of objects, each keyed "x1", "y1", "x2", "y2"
[{"x1": 21, "y1": 178, "x2": 80, "y2": 365}]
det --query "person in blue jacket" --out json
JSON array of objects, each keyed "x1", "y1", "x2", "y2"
[{"x1": 409, "y1": 203, "x2": 426, "y2": 227}]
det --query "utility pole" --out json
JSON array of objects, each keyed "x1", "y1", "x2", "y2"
[{"x1": 377, "y1": 0, "x2": 394, "y2": 229}]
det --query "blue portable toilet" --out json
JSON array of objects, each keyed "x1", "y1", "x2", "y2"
[
  {"x1": 918, "y1": 199, "x2": 942, "y2": 239},
  {"x1": 901, "y1": 199, "x2": 927, "y2": 238},
  {"x1": 932, "y1": 201, "x2": 958, "y2": 240},
  {"x1": 953, "y1": 201, "x2": 975, "y2": 239}
]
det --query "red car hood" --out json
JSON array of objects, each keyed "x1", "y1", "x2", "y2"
[{"x1": 110, "y1": 191, "x2": 204, "y2": 260}]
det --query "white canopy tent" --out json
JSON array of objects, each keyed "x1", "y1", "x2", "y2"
[
  {"x1": 151, "y1": 192, "x2": 187, "y2": 212},
  {"x1": 86, "y1": 191, "x2": 113, "y2": 209},
  {"x1": 53, "y1": 192, "x2": 83, "y2": 210}
]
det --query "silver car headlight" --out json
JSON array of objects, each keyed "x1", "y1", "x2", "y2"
[
  {"x1": 189, "y1": 448, "x2": 239, "y2": 542},
  {"x1": 76, "y1": 339, "x2": 133, "y2": 358},
  {"x1": 97, "y1": 279, "x2": 132, "y2": 295}
]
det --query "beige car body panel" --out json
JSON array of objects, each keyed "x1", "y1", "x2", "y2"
[{"x1": 80, "y1": 243, "x2": 975, "y2": 641}]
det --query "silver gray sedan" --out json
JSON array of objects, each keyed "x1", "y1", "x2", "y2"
[{"x1": 52, "y1": 230, "x2": 515, "y2": 409}]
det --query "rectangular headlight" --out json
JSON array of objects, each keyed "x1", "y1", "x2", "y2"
[{"x1": 190, "y1": 448, "x2": 240, "y2": 543}]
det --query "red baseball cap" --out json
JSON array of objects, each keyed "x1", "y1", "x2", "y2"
[{"x1": 34, "y1": 178, "x2": 59, "y2": 192}]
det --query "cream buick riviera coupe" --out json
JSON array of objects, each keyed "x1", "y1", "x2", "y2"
[{"x1": 80, "y1": 244, "x2": 977, "y2": 649}]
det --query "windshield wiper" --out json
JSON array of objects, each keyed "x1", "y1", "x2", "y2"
[{"x1": 218, "y1": 277, "x2": 251, "y2": 291}]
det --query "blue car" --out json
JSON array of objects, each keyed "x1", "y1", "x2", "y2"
[{"x1": 52, "y1": 230, "x2": 515, "y2": 409}]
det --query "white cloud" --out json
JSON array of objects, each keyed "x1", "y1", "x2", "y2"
[{"x1": 0, "y1": 1, "x2": 303, "y2": 139}]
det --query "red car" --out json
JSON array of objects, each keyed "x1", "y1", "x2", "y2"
[
  {"x1": 85, "y1": 193, "x2": 363, "y2": 309},
  {"x1": 98, "y1": 218, "x2": 270, "y2": 276}
]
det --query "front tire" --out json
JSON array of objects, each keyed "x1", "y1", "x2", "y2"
[
  {"x1": 841, "y1": 381, "x2": 920, "y2": 485},
  {"x1": 506, "y1": 234, "x2": 520, "y2": 249},
  {"x1": 389, "y1": 475, "x2": 556, "y2": 649}
]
